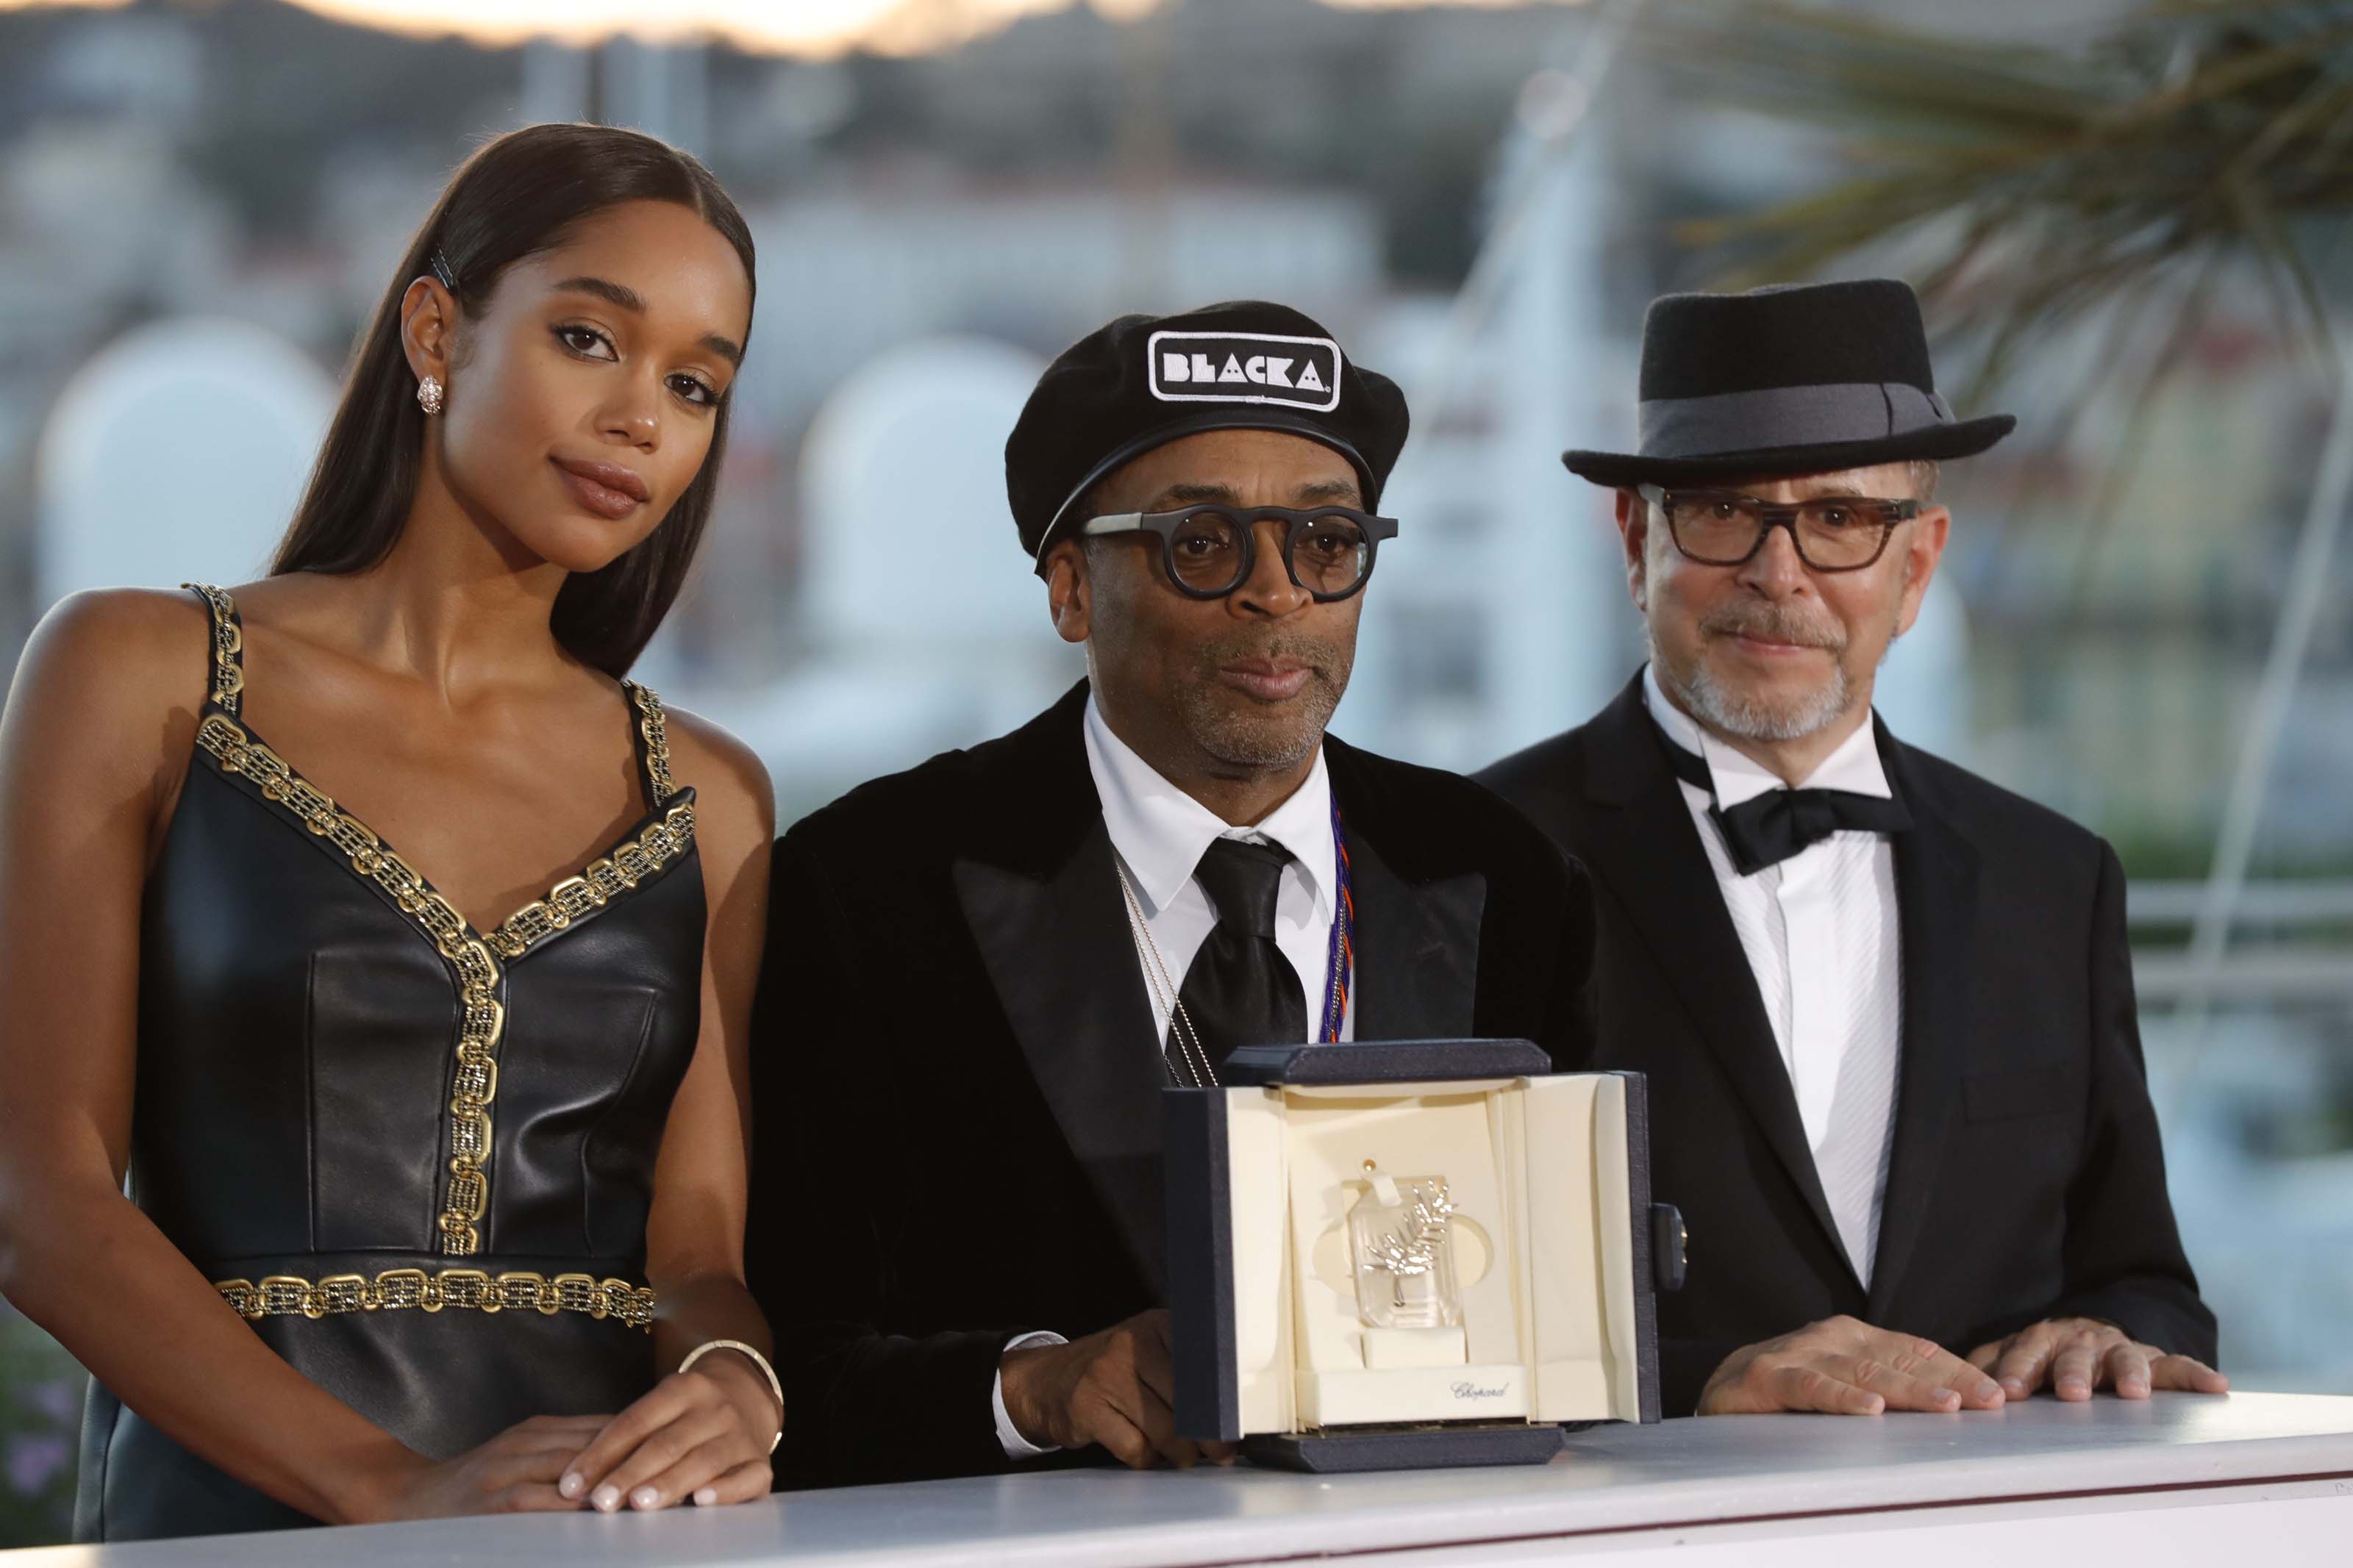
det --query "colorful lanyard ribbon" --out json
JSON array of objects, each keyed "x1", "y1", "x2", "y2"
[{"x1": 1321, "y1": 796, "x2": 1354, "y2": 1043}]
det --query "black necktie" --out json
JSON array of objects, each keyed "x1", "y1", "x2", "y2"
[
  {"x1": 1655, "y1": 723, "x2": 1913, "y2": 876},
  {"x1": 1175, "y1": 837, "x2": 1307, "y2": 1070}
]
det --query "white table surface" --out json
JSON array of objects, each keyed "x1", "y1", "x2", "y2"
[{"x1": 18, "y1": 1392, "x2": 2353, "y2": 1567}]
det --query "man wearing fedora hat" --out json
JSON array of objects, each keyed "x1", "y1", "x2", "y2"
[
  {"x1": 746, "y1": 301, "x2": 1596, "y2": 1485},
  {"x1": 1480, "y1": 279, "x2": 2222, "y2": 1419}
]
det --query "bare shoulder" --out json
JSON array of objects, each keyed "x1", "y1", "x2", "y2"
[
  {"x1": 1, "y1": 587, "x2": 218, "y2": 812},
  {"x1": 651, "y1": 699, "x2": 774, "y2": 842},
  {"x1": 9, "y1": 586, "x2": 214, "y2": 732}
]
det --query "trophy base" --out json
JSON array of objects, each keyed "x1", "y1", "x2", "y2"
[{"x1": 1242, "y1": 1421, "x2": 1584, "y2": 1474}]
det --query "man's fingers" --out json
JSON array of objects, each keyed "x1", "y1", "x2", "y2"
[
  {"x1": 2152, "y1": 1354, "x2": 2230, "y2": 1395},
  {"x1": 1879, "y1": 1333, "x2": 2004, "y2": 1408},
  {"x1": 1926, "y1": 1351, "x2": 2007, "y2": 1408},
  {"x1": 2050, "y1": 1336, "x2": 2104, "y2": 1401},
  {"x1": 1965, "y1": 1342, "x2": 2002, "y2": 1372},
  {"x1": 1993, "y1": 1329, "x2": 2059, "y2": 1398},
  {"x1": 496, "y1": 1482, "x2": 582, "y2": 1514},
  {"x1": 1774, "y1": 1363, "x2": 1883, "y2": 1416},
  {"x1": 2103, "y1": 1341, "x2": 2154, "y2": 1400},
  {"x1": 1083, "y1": 1396, "x2": 1158, "y2": 1469},
  {"x1": 1136, "y1": 1378, "x2": 1202, "y2": 1469},
  {"x1": 1848, "y1": 1356, "x2": 1962, "y2": 1413},
  {"x1": 1132, "y1": 1322, "x2": 1179, "y2": 1409}
]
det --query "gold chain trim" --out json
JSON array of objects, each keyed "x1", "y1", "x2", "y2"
[
  {"x1": 182, "y1": 590, "x2": 693, "y2": 1257},
  {"x1": 186, "y1": 582, "x2": 245, "y2": 714},
  {"x1": 627, "y1": 681, "x2": 677, "y2": 801},
  {"x1": 489, "y1": 801, "x2": 696, "y2": 960},
  {"x1": 193, "y1": 712, "x2": 504, "y2": 1258},
  {"x1": 215, "y1": 1268, "x2": 654, "y2": 1331}
]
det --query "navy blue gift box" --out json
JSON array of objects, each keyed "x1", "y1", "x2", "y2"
[{"x1": 1164, "y1": 1041, "x2": 1679, "y2": 1472}]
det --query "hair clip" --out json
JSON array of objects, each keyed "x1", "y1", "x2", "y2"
[{"x1": 429, "y1": 250, "x2": 459, "y2": 292}]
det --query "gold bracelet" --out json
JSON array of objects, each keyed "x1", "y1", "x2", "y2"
[{"x1": 679, "y1": 1339, "x2": 784, "y2": 1456}]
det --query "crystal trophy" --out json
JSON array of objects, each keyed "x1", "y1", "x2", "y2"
[{"x1": 1349, "y1": 1161, "x2": 1462, "y2": 1329}]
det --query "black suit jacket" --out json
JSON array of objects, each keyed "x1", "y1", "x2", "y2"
[
  {"x1": 748, "y1": 682, "x2": 1596, "y2": 1486},
  {"x1": 1477, "y1": 675, "x2": 2214, "y2": 1417}
]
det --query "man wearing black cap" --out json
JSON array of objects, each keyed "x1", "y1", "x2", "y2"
[
  {"x1": 1479, "y1": 279, "x2": 2222, "y2": 1420},
  {"x1": 747, "y1": 301, "x2": 1593, "y2": 1485}
]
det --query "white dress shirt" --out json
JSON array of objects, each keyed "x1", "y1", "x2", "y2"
[
  {"x1": 1643, "y1": 665, "x2": 1903, "y2": 1287},
  {"x1": 992, "y1": 695, "x2": 1356, "y2": 1459},
  {"x1": 1083, "y1": 693, "x2": 1354, "y2": 1050}
]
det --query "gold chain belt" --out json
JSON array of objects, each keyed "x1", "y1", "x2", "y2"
[{"x1": 215, "y1": 1268, "x2": 656, "y2": 1332}]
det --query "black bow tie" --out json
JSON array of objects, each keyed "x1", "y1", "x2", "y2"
[{"x1": 1655, "y1": 723, "x2": 1913, "y2": 876}]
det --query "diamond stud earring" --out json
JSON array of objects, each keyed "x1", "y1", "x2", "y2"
[{"x1": 417, "y1": 376, "x2": 444, "y2": 415}]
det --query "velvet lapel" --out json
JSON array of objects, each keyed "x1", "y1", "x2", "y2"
[
  {"x1": 1326, "y1": 739, "x2": 1485, "y2": 1040},
  {"x1": 951, "y1": 683, "x2": 1170, "y2": 1295},
  {"x1": 1577, "y1": 676, "x2": 1850, "y2": 1281},
  {"x1": 1863, "y1": 724, "x2": 1980, "y2": 1322}
]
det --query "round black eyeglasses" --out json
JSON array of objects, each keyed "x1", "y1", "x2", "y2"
[{"x1": 1081, "y1": 504, "x2": 1401, "y2": 601}]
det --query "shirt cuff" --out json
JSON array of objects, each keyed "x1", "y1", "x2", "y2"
[{"x1": 993, "y1": 1331, "x2": 1068, "y2": 1459}]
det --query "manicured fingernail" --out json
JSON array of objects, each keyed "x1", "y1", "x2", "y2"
[
  {"x1": 559, "y1": 1472, "x2": 584, "y2": 1499},
  {"x1": 2121, "y1": 1378, "x2": 2149, "y2": 1398},
  {"x1": 1935, "y1": 1389, "x2": 1959, "y2": 1407},
  {"x1": 694, "y1": 1486, "x2": 718, "y2": 1506},
  {"x1": 630, "y1": 1486, "x2": 660, "y2": 1511},
  {"x1": 2002, "y1": 1377, "x2": 2027, "y2": 1396},
  {"x1": 1977, "y1": 1381, "x2": 2004, "y2": 1403},
  {"x1": 2059, "y1": 1378, "x2": 2088, "y2": 1398},
  {"x1": 591, "y1": 1484, "x2": 621, "y2": 1512}
]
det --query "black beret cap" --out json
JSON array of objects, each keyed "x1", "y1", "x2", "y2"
[{"x1": 1005, "y1": 300, "x2": 1410, "y2": 571}]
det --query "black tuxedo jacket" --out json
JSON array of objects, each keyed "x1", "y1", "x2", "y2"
[
  {"x1": 1477, "y1": 676, "x2": 2214, "y2": 1417},
  {"x1": 748, "y1": 683, "x2": 1596, "y2": 1486}
]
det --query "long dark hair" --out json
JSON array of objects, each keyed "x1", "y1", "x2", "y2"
[{"x1": 274, "y1": 123, "x2": 757, "y2": 678}]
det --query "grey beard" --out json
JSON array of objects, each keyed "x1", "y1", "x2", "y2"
[{"x1": 1665, "y1": 651, "x2": 1853, "y2": 742}]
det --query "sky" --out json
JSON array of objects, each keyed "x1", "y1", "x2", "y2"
[{"x1": 0, "y1": 0, "x2": 1585, "y2": 57}]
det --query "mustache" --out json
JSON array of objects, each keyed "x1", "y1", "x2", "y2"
[
  {"x1": 1191, "y1": 630, "x2": 1349, "y2": 677},
  {"x1": 1699, "y1": 601, "x2": 1846, "y2": 653}
]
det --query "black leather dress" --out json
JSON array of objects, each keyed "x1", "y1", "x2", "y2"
[{"x1": 74, "y1": 584, "x2": 706, "y2": 1542}]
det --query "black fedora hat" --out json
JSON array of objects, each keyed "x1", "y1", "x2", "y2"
[{"x1": 1562, "y1": 279, "x2": 2014, "y2": 490}]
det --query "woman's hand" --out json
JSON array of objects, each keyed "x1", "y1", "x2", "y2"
[
  {"x1": 557, "y1": 1356, "x2": 779, "y2": 1512},
  {"x1": 364, "y1": 1414, "x2": 613, "y2": 1521}
]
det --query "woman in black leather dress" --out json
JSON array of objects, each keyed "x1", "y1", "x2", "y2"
[{"x1": 0, "y1": 124, "x2": 782, "y2": 1539}]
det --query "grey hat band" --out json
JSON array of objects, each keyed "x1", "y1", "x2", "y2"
[{"x1": 1637, "y1": 381, "x2": 1955, "y2": 459}]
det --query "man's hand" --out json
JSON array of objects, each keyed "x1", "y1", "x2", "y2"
[
  {"x1": 997, "y1": 1310, "x2": 1238, "y2": 1469},
  {"x1": 1699, "y1": 1316, "x2": 2008, "y2": 1416},
  {"x1": 1967, "y1": 1317, "x2": 2228, "y2": 1403}
]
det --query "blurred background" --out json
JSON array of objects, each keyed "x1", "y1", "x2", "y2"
[{"x1": 1, "y1": 0, "x2": 2349, "y2": 1544}]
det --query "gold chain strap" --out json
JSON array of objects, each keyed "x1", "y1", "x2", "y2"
[
  {"x1": 215, "y1": 1267, "x2": 654, "y2": 1331},
  {"x1": 627, "y1": 681, "x2": 677, "y2": 801},
  {"x1": 185, "y1": 582, "x2": 245, "y2": 715}
]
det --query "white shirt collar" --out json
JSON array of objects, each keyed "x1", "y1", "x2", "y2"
[
  {"x1": 1642, "y1": 662, "x2": 1891, "y2": 805},
  {"x1": 1082, "y1": 692, "x2": 1337, "y2": 924}
]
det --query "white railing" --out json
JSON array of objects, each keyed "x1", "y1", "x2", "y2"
[{"x1": 2130, "y1": 880, "x2": 2353, "y2": 1006}]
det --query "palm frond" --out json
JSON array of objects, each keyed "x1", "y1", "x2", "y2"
[{"x1": 1646, "y1": 0, "x2": 2353, "y2": 374}]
